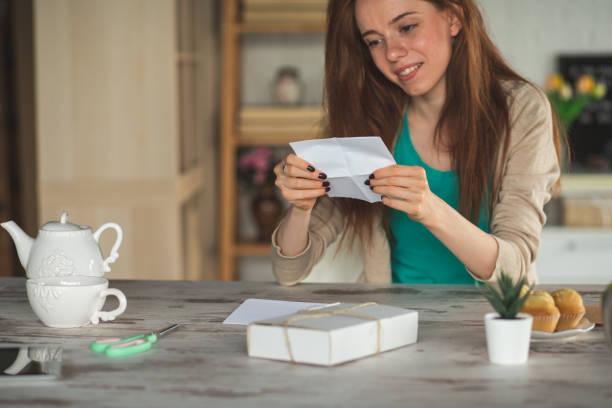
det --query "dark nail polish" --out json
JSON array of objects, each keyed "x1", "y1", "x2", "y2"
[
  {"x1": 325, "y1": 187, "x2": 331, "y2": 192},
  {"x1": 307, "y1": 165, "x2": 315, "y2": 172},
  {"x1": 370, "y1": 186, "x2": 374, "y2": 191},
  {"x1": 322, "y1": 181, "x2": 330, "y2": 187},
  {"x1": 364, "y1": 179, "x2": 370, "y2": 185},
  {"x1": 318, "y1": 173, "x2": 327, "y2": 180},
  {"x1": 369, "y1": 173, "x2": 375, "y2": 179}
]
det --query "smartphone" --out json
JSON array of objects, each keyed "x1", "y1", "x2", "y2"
[{"x1": 0, "y1": 345, "x2": 62, "y2": 383}]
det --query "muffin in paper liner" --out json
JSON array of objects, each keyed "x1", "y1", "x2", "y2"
[
  {"x1": 552, "y1": 289, "x2": 586, "y2": 332},
  {"x1": 531, "y1": 312, "x2": 561, "y2": 333},
  {"x1": 521, "y1": 290, "x2": 560, "y2": 333},
  {"x1": 555, "y1": 312, "x2": 586, "y2": 332}
]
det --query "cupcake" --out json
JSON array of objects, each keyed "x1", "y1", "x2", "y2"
[
  {"x1": 551, "y1": 288, "x2": 585, "y2": 331},
  {"x1": 521, "y1": 290, "x2": 560, "y2": 333}
]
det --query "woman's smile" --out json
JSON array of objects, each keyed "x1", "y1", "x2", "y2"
[{"x1": 396, "y1": 62, "x2": 424, "y2": 81}]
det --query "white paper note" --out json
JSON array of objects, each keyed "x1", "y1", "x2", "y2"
[
  {"x1": 222, "y1": 298, "x2": 329, "y2": 325},
  {"x1": 289, "y1": 137, "x2": 396, "y2": 203}
]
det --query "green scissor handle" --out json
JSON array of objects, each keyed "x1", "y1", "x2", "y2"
[{"x1": 90, "y1": 333, "x2": 158, "y2": 357}]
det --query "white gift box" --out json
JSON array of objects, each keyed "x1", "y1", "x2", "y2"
[{"x1": 247, "y1": 302, "x2": 418, "y2": 366}]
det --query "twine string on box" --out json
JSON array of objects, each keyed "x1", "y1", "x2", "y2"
[{"x1": 263, "y1": 302, "x2": 382, "y2": 363}]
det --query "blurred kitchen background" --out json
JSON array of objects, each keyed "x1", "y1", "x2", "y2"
[{"x1": 0, "y1": 0, "x2": 610, "y2": 284}]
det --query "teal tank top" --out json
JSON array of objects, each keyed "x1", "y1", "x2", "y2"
[{"x1": 391, "y1": 112, "x2": 489, "y2": 284}]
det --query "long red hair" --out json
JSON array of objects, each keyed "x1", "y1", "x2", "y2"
[{"x1": 323, "y1": 0, "x2": 563, "y2": 247}]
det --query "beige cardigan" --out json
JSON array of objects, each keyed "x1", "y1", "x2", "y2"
[{"x1": 271, "y1": 82, "x2": 560, "y2": 286}]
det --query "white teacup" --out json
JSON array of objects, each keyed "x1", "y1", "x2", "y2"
[{"x1": 26, "y1": 276, "x2": 127, "y2": 328}]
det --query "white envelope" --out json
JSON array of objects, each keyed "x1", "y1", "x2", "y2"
[
  {"x1": 289, "y1": 137, "x2": 396, "y2": 203},
  {"x1": 222, "y1": 299, "x2": 328, "y2": 325}
]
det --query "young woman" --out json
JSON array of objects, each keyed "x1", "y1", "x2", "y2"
[{"x1": 271, "y1": 0, "x2": 562, "y2": 285}]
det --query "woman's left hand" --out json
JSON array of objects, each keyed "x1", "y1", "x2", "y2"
[{"x1": 368, "y1": 165, "x2": 437, "y2": 225}]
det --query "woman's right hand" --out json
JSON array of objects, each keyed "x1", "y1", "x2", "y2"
[{"x1": 273, "y1": 154, "x2": 329, "y2": 211}]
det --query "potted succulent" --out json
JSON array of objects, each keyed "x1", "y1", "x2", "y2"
[{"x1": 477, "y1": 271, "x2": 533, "y2": 365}]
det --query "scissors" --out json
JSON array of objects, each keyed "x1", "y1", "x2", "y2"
[{"x1": 90, "y1": 323, "x2": 180, "y2": 357}]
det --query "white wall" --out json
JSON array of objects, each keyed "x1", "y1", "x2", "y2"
[{"x1": 480, "y1": 0, "x2": 612, "y2": 86}]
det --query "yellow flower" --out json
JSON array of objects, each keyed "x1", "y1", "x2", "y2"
[
  {"x1": 593, "y1": 82, "x2": 607, "y2": 100},
  {"x1": 545, "y1": 73, "x2": 564, "y2": 92},
  {"x1": 559, "y1": 83, "x2": 573, "y2": 101},
  {"x1": 576, "y1": 75, "x2": 595, "y2": 94}
]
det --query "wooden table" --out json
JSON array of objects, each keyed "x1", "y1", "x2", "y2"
[{"x1": 0, "y1": 278, "x2": 610, "y2": 407}]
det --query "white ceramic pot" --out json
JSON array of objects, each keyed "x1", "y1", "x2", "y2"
[
  {"x1": 26, "y1": 276, "x2": 127, "y2": 328},
  {"x1": 484, "y1": 312, "x2": 533, "y2": 365}
]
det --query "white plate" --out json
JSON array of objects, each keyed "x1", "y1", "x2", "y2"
[{"x1": 531, "y1": 320, "x2": 595, "y2": 341}]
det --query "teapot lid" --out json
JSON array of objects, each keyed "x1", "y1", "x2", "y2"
[{"x1": 41, "y1": 212, "x2": 87, "y2": 232}]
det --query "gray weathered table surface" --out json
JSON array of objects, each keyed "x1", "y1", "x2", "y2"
[{"x1": 0, "y1": 277, "x2": 610, "y2": 408}]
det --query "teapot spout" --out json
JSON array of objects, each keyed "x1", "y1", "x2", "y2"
[{"x1": 0, "y1": 221, "x2": 33, "y2": 269}]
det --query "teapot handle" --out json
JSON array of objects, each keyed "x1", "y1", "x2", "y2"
[{"x1": 93, "y1": 223, "x2": 123, "y2": 273}]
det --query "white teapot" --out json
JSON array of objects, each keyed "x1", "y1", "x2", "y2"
[{"x1": 1, "y1": 212, "x2": 122, "y2": 279}]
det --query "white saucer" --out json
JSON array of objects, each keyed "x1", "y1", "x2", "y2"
[{"x1": 531, "y1": 319, "x2": 595, "y2": 341}]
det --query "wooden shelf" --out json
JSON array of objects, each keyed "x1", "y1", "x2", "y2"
[
  {"x1": 237, "y1": 23, "x2": 325, "y2": 34},
  {"x1": 236, "y1": 134, "x2": 318, "y2": 146},
  {"x1": 233, "y1": 242, "x2": 272, "y2": 256},
  {"x1": 239, "y1": 106, "x2": 323, "y2": 121},
  {"x1": 237, "y1": 106, "x2": 324, "y2": 145},
  {"x1": 561, "y1": 174, "x2": 612, "y2": 196}
]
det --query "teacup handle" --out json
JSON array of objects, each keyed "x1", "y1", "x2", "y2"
[
  {"x1": 93, "y1": 223, "x2": 123, "y2": 273},
  {"x1": 91, "y1": 288, "x2": 127, "y2": 324}
]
